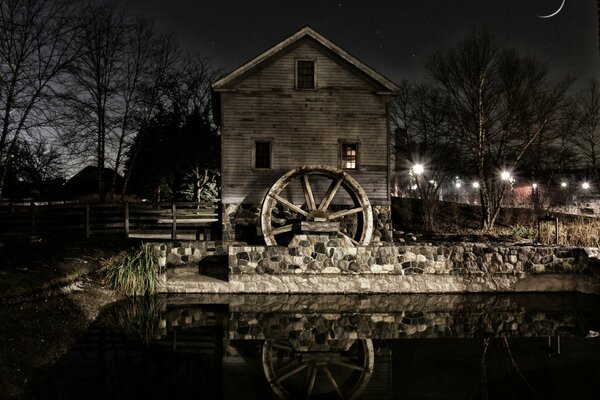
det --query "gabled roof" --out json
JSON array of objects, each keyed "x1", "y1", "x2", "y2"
[{"x1": 212, "y1": 26, "x2": 400, "y2": 93}]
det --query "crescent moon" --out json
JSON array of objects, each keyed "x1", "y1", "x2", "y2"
[{"x1": 538, "y1": 0, "x2": 566, "y2": 18}]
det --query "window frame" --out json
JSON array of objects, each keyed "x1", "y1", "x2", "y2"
[
  {"x1": 295, "y1": 58, "x2": 317, "y2": 90},
  {"x1": 253, "y1": 139, "x2": 273, "y2": 170},
  {"x1": 339, "y1": 141, "x2": 360, "y2": 171}
]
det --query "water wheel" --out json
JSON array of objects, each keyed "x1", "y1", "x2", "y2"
[
  {"x1": 262, "y1": 339, "x2": 374, "y2": 399},
  {"x1": 260, "y1": 165, "x2": 373, "y2": 246}
]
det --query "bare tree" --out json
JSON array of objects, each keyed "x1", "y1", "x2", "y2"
[
  {"x1": 391, "y1": 80, "x2": 459, "y2": 229},
  {"x1": 109, "y1": 18, "x2": 159, "y2": 199},
  {"x1": 121, "y1": 34, "x2": 181, "y2": 198},
  {"x1": 428, "y1": 30, "x2": 568, "y2": 229},
  {"x1": 0, "y1": 0, "x2": 81, "y2": 197},
  {"x1": 573, "y1": 79, "x2": 600, "y2": 180},
  {"x1": 59, "y1": 3, "x2": 129, "y2": 202}
]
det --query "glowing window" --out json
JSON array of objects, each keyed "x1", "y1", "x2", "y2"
[{"x1": 341, "y1": 143, "x2": 358, "y2": 169}]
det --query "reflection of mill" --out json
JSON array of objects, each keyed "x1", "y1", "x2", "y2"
[
  {"x1": 52, "y1": 294, "x2": 600, "y2": 400},
  {"x1": 262, "y1": 339, "x2": 374, "y2": 399}
]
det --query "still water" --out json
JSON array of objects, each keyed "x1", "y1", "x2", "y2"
[{"x1": 31, "y1": 294, "x2": 600, "y2": 399}]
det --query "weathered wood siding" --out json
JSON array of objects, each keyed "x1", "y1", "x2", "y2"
[{"x1": 219, "y1": 38, "x2": 392, "y2": 205}]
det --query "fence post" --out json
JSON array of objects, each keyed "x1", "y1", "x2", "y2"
[
  {"x1": 171, "y1": 202, "x2": 177, "y2": 240},
  {"x1": 30, "y1": 202, "x2": 36, "y2": 235},
  {"x1": 124, "y1": 202, "x2": 129, "y2": 238},
  {"x1": 85, "y1": 203, "x2": 90, "y2": 238}
]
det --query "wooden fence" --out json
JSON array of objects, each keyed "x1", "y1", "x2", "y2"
[{"x1": 0, "y1": 201, "x2": 220, "y2": 240}]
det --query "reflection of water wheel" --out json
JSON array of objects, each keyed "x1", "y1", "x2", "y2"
[
  {"x1": 260, "y1": 165, "x2": 373, "y2": 246},
  {"x1": 261, "y1": 339, "x2": 374, "y2": 399}
]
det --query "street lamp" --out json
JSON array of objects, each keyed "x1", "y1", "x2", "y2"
[
  {"x1": 501, "y1": 171, "x2": 511, "y2": 181},
  {"x1": 582, "y1": 182, "x2": 590, "y2": 190},
  {"x1": 472, "y1": 181, "x2": 480, "y2": 189},
  {"x1": 412, "y1": 163, "x2": 424, "y2": 175},
  {"x1": 561, "y1": 182, "x2": 568, "y2": 188}
]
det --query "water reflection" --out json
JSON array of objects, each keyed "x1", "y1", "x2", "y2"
[{"x1": 35, "y1": 294, "x2": 600, "y2": 399}]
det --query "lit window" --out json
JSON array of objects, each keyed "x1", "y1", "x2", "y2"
[
  {"x1": 341, "y1": 143, "x2": 358, "y2": 169},
  {"x1": 255, "y1": 141, "x2": 271, "y2": 169},
  {"x1": 296, "y1": 60, "x2": 315, "y2": 89}
]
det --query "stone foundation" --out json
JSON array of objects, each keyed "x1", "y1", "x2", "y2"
[
  {"x1": 229, "y1": 235, "x2": 592, "y2": 276},
  {"x1": 156, "y1": 235, "x2": 600, "y2": 294}
]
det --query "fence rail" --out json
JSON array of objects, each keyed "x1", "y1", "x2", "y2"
[{"x1": 0, "y1": 201, "x2": 220, "y2": 240}]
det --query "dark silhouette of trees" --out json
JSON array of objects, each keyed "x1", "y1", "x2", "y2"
[
  {"x1": 428, "y1": 30, "x2": 569, "y2": 229},
  {"x1": 572, "y1": 79, "x2": 600, "y2": 182},
  {"x1": 391, "y1": 80, "x2": 461, "y2": 229},
  {"x1": 0, "y1": 0, "x2": 82, "y2": 198},
  {"x1": 124, "y1": 58, "x2": 219, "y2": 202}
]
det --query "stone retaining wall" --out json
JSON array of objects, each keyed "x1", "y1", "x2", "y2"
[
  {"x1": 229, "y1": 235, "x2": 592, "y2": 276},
  {"x1": 156, "y1": 240, "x2": 231, "y2": 268}
]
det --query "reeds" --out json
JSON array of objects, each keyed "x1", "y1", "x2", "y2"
[
  {"x1": 538, "y1": 217, "x2": 600, "y2": 247},
  {"x1": 101, "y1": 243, "x2": 160, "y2": 296}
]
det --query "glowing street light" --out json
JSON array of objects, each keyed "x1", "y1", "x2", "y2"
[
  {"x1": 472, "y1": 181, "x2": 480, "y2": 189},
  {"x1": 412, "y1": 163, "x2": 424, "y2": 175},
  {"x1": 500, "y1": 171, "x2": 511, "y2": 181},
  {"x1": 455, "y1": 182, "x2": 462, "y2": 188},
  {"x1": 582, "y1": 182, "x2": 590, "y2": 190},
  {"x1": 532, "y1": 183, "x2": 538, "y2": 190},
  {"x1": 561, "y1": 182, "x2": 568, "y2": 188}
]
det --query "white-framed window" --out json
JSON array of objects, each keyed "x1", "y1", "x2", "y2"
[
  {"x1": 254, "y1": 140, "x2": 272, "y2": 169},
  {"x1": 340, "y1": 142, "x2": 359, "y2": 170}
]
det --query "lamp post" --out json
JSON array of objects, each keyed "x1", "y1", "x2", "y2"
[
  {"x1": 410, "y1": 163, "x2": 424, "y2": 199},
  {"x1": 582, "y1": 182, "x2": 590, "y2": 204},
  {"x1": 472, "y1": 181, "x2": 480, "y2": 205}
]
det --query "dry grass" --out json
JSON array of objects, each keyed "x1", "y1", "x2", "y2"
[
  {"x1": 538, "y1": 218, "x2": 600, "y2": 247},
  {"x1": 100, "y1": 243, "x2": 160, "y2": 296}
]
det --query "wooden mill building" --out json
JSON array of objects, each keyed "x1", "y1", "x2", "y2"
[{"x1": 212, "y1": 27, "x2": 399, "y2": 243}]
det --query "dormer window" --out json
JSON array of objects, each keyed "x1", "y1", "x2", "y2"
[{"x1": 296, "y1": 60, "x2": 315, "y2": 89}]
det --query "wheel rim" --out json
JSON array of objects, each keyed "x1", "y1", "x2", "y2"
[
  {"x1": 262, "y1": 339, "x2": 374, "y2": 399},
  {"x1": 260, "y1": 165, "x2": 373, "y2": 246}
]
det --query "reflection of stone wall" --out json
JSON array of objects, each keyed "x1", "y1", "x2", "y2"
[
  {"x1": 155, "y1": 294, "x2": 592, "y2": 345},
  {"x1": 222, "y1": 203, "x2": 393, "y2": 244},
  {"x1": 227, "y1": 310, "x2": 579, "y2": 347}
]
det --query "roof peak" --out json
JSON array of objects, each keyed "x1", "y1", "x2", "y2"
[{"x1": 212, "y1": 26, "x2": 399, "y2": 93}]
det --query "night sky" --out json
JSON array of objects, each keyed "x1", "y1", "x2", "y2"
[{"x1": 120, "y1": 0, "x2": 598, "y2": 84}]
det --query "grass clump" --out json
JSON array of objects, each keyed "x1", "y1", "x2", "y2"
[
  {"x1": 99, "y1": 296, "x2": 162, "y2": 343},
  {"x1": 101, "y1": 243, "x2": 160, "y2": 296}
]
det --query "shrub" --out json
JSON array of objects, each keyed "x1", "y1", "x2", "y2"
[{"x1": 101, "y1": 243, "x2": 160, "y2": 296}]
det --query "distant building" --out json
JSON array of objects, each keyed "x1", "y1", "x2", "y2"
[
  {"x1": 212, "y1": 27, "x2": 399, "y2": 243},
  {"x1": 63, "y1": 166, "x2": 123, "y2": 199}
]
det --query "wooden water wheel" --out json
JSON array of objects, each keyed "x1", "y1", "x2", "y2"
[
  {"x1": 261, "y1": 339, "x2": 374, "y2": 399},
  {"x1": 260, "y1": 165, "x2": 373, "y2": 246}
]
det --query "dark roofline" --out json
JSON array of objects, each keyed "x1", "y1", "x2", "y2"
[{"x1": 212, "y1": 26, "x2": 400, "y2": 93}]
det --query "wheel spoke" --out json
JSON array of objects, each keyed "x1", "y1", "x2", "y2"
[
  {"x1": 337, "y1": 231, "x2": 360, "y2": 246},
  {"x1": 328, "y1": 206, "x2": 364, "y2": 220},
  {"x1": 276, "y1": 359, "x2": 303, "y2": 376},
  {"x1": 306, "y1": 365, "x2": 318, "y2": 399},
  {"x1": 323, "y1": 366, "x2": 344, "y2": 398},
  {"x1": 271, "y1": 342, "x2": 294, "y2": 352},
  {"x1": 328, "y1": 359, "x2": 365, "y2": 371},
  {"x1": 269, "y1": 193, "x2": 309, "y2": 217},
  {"x1": 318, "y1": 176, "x2": 344, "y2": 211},
  {"x1": 271, "y1": 224, "x2": 294, "y2": 236},
  {"x1": 275, "y1": 362, "x2": 309, "y2": 384},
  {"x1": 301, "y1": 174, "x2": 317, "y2": 211}
]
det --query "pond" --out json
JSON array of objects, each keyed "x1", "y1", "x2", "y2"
[{"x1": 29, "y1": 294, "x2": 600, "y2": 399}]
